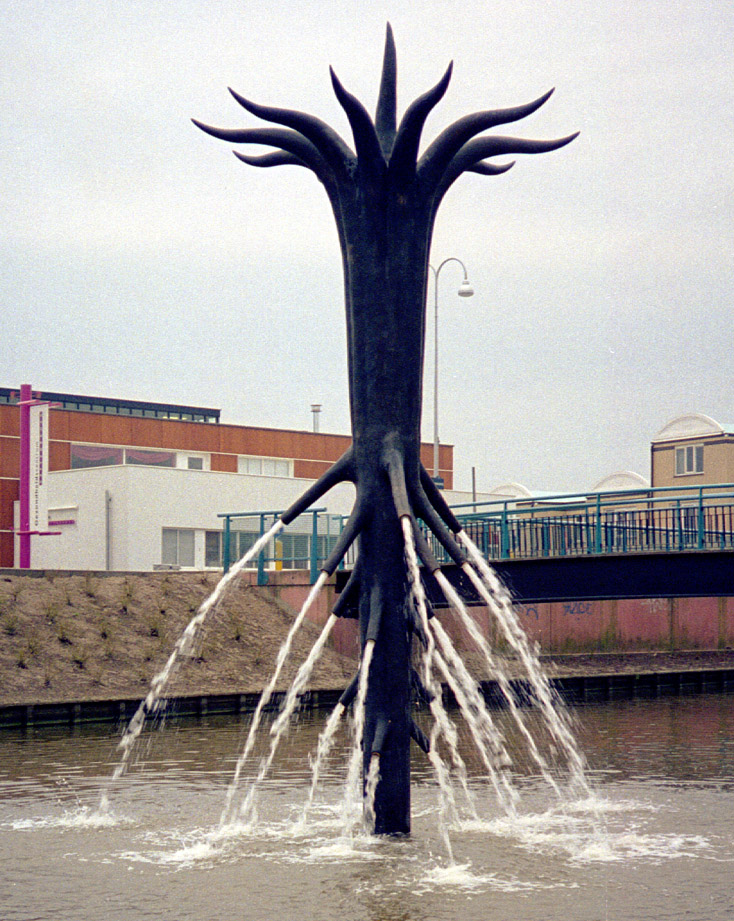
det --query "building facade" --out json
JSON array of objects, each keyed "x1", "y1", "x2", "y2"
[
  {"x1": 651, "y1": 413, "x2": 734, "y2": 488},
  {"x1": 0, "y1": 386, "x2": 455, "y2": 571}
]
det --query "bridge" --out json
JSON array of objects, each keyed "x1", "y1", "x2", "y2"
[
  {"x1": 220, "y1": 482, "x2": 734, "y2": 590},
  {"x1": 219, "y1": 483, "x2": 734, "y2": 656}
]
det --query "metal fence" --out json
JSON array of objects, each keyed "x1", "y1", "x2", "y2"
[
  {"x1": 220, "y1": 483, "x2": 734, "y2": 581},
  {"x1": 450, "y1": 483, "x2": 734, "y2": 561},
  {"x1": 218, "y1": 507, "x2": 349, "y2": 584}
]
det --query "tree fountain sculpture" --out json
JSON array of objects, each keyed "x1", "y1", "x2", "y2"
[{"x1": 194, "y1": 25, "x2": 576, "y2": 835}]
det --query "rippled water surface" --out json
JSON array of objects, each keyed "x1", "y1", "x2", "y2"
[{"x1": 1, "y1": 692, "x2": 733, "y2": 921}]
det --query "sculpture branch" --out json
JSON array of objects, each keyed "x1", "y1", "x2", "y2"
[
  {"x1": 418, "y1": 88, "x2": 556, "y2": 185},
  {"x1": 374, "y1": 23, "x2": 398, "y2": 156},
  {"x1": 228, "y1": 87, "x2": 354, "y2": 174},
  {"x1": 432, "y1": 131, "x2": 579, "y2": 211},
  {"x1": 234, "y1": 150, "x2": 309, "y2": 169},
  {"x1": 388, "y1": 62, "x2": 453, "y2": 184},
  {"x1": 330, "y1": 68, "x2": 384, "y2": 170},
  {"x1": 191, "y1": 121, "x2": 333, "y2": 181},
  {"x1": 467, "y1": 160, "x2": 516, "y2": 176}
]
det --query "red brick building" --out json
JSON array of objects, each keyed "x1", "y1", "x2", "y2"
[{"x1": 0, "y1": 386, "x2": 454, "y2": 568}]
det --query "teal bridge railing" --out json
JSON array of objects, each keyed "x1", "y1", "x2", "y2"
[
  {"x1": 445, "y1": 482, "x2": 734, "y2": 564},
  {"x1": 217, "y1": 507, "x2": 348, "y2": 585},
  {"x1": 220, "y1": 483, "x2": 734, "y2": 583}
]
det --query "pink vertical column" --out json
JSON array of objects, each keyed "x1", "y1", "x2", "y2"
[{"x1": 18, "y1": 383, "x2": 32, "y2": 568}]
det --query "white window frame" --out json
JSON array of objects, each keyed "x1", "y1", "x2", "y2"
[
  {"x1": 237, "y1": 455, "x2": 293, "y2": 477},
  {"x1": 177, "y1": 452, "x2": 210, "y2": 471},
  {"x1": 161, "y1": 528, "x2": 196, "y2": 567},
  {"x1": 675, "y1": 444, "x2": 704, "y2": 476}
]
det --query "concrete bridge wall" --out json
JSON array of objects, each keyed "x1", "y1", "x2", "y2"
[{"x1": 268, "y1": 550, "x2": 734, "y2": 656}]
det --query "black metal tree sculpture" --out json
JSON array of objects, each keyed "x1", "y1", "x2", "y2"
[{"x1": 194, "y1": 25, "x2": 576, "y2": 835}]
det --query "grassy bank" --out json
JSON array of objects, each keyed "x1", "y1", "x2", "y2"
[{"x1": 0, "y1": 571, "x2": 354, "y2": 707}]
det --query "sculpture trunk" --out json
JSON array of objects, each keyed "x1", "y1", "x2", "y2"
[{"x1": 343, "y1": 194, "x2": 429, "y2": 834}]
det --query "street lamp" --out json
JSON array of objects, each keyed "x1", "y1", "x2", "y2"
[{"x1": 428, "y1": 258, "x2": 474, "y2": 484}]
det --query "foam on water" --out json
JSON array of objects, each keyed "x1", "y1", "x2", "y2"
[
  {"x1": 418, "y1": 862, "x2": 560, "y2": 893},
  {"x1": 156, "y1": 839, "x2": 220, "y2": 865},
  {"x1": 10, "y1": 807, "x2": 124, "y2": 830},
  {"x1": 465, "y1": 804, "x2": 712, "y2": 864}
]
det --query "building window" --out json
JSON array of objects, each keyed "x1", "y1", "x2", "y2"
[
  {"x1": 125, "y1": 448, "x2": 176, "y2": 467},
  {"x1": 205, "y1": 530, "x2": 260, "y2": 567},
  {"x1": 71, "y1": 444, "x2": 178, "y2": 468},
  {"x1": 71, "y1": 445, "x2": 125, "y2": 468},
  {"x1": 205, "y1": 530, "x2": 222, "y2": 567},
  {"x1": 237, "y1": 455, "x2": 291, "y2": 477},
  {"x1": 675, "y1": 445, "x2": 703, "y2": 476},
  {"x1": 162, "y1": 528, "x2": 195, "y2": 567},
  {"x1": 177, "y1": 452, "x2": 210, "y2": 470}
]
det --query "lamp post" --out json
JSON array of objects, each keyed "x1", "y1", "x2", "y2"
[{"x1": 428, "y1": 258, "x2": 474, "y2": 484}]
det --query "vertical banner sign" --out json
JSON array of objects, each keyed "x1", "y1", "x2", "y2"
[{"x1": 28, "y1": 402, "x2": 49, "y2": 532}]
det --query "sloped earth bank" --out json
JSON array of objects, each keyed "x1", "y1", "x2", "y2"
[
  {"x1": 1, "y1": 571, "x2": 732, "y2": 707},
  {"x1": 0, "y1": 571, "x2": 354, "y2": 706}
]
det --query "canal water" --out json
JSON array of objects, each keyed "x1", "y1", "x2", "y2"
[{"x1": 1, "y1": 692, "x2": 733, "y2": 921}]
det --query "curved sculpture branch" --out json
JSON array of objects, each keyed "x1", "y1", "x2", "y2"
[
  {"x1": 432, "y1": 131, "x2": 579, "y2": 213},
  {"x1": 330, "y1": 68, "x2": 384, "y2": 170},
  {"x1": 418, "y1": 88, "x2": 556, "y2": 185},
  {"x1": 228, "y1": 87, "x2": 354, "y2": 175},
  {"x1": 280, "y1": 448, "x2": 355, "y2": 526},
  {"x1": 467, "y1": 160, "x2": 516, "y2": 176},
  {"x1": 191, "y1": 121, "x2": 334, "y2": 183},
  {"x1": 388, "y1": 62, "x2": 453, "y2": 184},
  {"x1": 234, "y1": 150, "x2": 309, "y2": 169}
]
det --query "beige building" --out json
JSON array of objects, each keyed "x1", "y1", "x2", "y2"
[{"x1": 651, "y1": 413, "x2": 734, "y2": 488}]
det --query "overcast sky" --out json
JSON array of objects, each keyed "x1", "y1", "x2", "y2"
[{"x1": 2, "y1": 1, "x2": 732, "y2": 493}]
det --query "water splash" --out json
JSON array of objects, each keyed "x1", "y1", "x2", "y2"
[
  {"x1": 456, "y1": 531, "x2": 590, "y2": 794},
  {"x1": 219, "y1": 571, "x2": 329, "y2": 828},
  {"x1": 402, "y1": 517, "x2": 477, "y2": 857},
  {"x1": 98, "y1": 519, "x2": 285, "y2": 814},
  {"x1": 238, "y1": 613, "x2": 338, "y2": 824},
  {"x1": 429, "y1": 609, "x2": 519, "y2": 815},
  {"x1": 341, "y1": 639, "x2": 375, "y2": 836},
  {"x1": 435, "y1": 568, "x2": 562, "y2": 797},
  {"x1": 363, "y1": 752, "x2": 381, "y2": 829},
  {"x1": 298, "y1": 701, "x2": 346, "y2": 828}
]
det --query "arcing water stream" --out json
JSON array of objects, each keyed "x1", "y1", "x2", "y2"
[
  {"x1": 97, "y1": 506, "x2": 597, "y2": 861},
  {"x1": 98, "y1": 519, "x2": 286, "y2": 813}
]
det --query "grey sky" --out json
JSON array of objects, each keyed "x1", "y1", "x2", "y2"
[{"x1": 2, "y1": 1, "x2": 732, "y2": 493}]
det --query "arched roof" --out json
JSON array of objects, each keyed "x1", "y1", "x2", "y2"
[
  {"x1": 487, "y1": 482, "x2": 534, "y2": 499},
  {"x1": 652, "y1": 413, "x2": 734, "y2": 443},
  {"x1": 591, "y1": 471, "x2": 649, "y2": 492}
]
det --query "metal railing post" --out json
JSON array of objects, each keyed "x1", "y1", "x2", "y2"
[
  {"x1": 698, "y1": 487, "x2": 705, "y2": 549},
  {"x1": 257, "y1": 513, "x2": 267, "y2": 586},
  {"x1": 223, "y1": 515, "x2": 231, "y2": 574},
  {"x1": 501, "y1": 502, "x2": 509, "y2": 559},
  {"x1": 310, "y1": 509, "x2": 319, "y2": 585},
  {"x1": 595, "y1": 493, "x2": 602, "y2": 554}
]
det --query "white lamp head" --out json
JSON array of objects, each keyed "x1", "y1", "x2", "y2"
[{"x1": 458, "y1": 279, "x2": 474, "y2": 298}]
